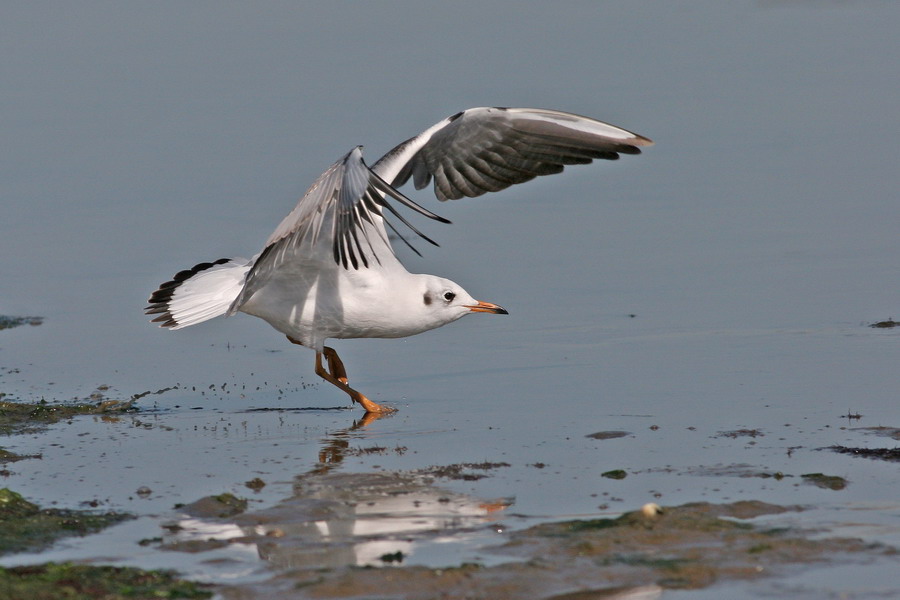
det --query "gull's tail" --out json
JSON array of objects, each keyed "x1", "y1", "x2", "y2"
[{"x1": 145, "y1": 258, "x2": 251, "y2": 329}]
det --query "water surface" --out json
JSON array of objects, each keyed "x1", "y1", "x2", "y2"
[{"x1": 1, "y1": 2, "x2": 898, "y2": 598}]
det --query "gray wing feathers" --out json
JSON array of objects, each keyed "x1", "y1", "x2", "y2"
[
  {"x1": 227, "y1": 147, "x2": 448, "y2": 314},
  {"x1": 376, "y1": 106, "x2": 653, "y2": 202},
  {"x1": 227, "y1": 107, "x2": 652, "y2": 313}
]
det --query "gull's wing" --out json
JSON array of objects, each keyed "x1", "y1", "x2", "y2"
[
  {"x1": 227, "y1": 147, "x2": 448, "y2": 313},
  {"x1": 372, "y1": 107, "x2": 653, "y2": 201}
]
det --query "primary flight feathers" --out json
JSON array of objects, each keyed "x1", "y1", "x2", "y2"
[{"x1": 263, "y1": 106, "x2": 651, "y2": 274}]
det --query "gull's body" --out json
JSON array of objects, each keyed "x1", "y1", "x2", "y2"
[{"x1": 147, "y1": 107, "x2": 652, "y2": 413}]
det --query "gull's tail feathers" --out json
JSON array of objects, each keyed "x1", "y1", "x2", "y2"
[{"x1": 145, "y1": 258, "x2": 252, "y2": 329}]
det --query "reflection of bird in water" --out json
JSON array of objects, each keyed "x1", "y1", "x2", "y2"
[
  {"x1": 312, "y1": 411, "x2": 380, "y2": 473},
  {"x1": 146, "y1": 107, "x2": 652, "y2": 414},
  {"x1": 159, "y1": 418, "x2": 511, "y2": 571},
  {"x1": 545, "y1": 585, "x2": 663, "y2": 600},
  {"x1": 163, "y1": 470, "x2": 512, "y2": 571}
]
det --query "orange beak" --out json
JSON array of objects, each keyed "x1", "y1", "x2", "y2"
[{"x1": 465, "y1": 300, "x2": 508, "y2": 315}]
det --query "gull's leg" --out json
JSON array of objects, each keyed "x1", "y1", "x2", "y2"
[
  {"x1": 323, "y1": 346, "x2": 349, "y2": 384},
  {"x1": 314, "y1": 349, "x2": 395, "y2": 414},
  {"x1": 286, "y1": 336, "x2": 394, "y2": 414}
]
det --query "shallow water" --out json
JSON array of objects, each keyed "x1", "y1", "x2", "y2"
[{"x1": 1, "y1": 1, "x2": 899, "y2": 597}]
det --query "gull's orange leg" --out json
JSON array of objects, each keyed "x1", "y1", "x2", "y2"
[
  {"x1": 315, "y1": 349, "x2": 395, "y2": 414},
  {"x1": 287, "y1": 336, "x2": 394, "y2": 414},
  {"x1": 287, "y1": 336, "x2": 397, "y2": 416},
  {"x1": 323, "y1": 346, "x2": 349, "y2": 384}
]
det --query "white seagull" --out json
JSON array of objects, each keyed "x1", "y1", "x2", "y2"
[{"x1": 146, "y1": 107, "x2": 652, "y2": 414}]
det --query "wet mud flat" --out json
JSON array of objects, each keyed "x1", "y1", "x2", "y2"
[
  {"x1": 0, "y1": 385, "x2": 897, "y2": 598},
  {"x1": 207, "y1": 471, "x2": 891, "y2": 600},
  {"x1": 0, "y1": 390, "x2": 137, "y2": 466},
  {"x1": 3, "y1": 396, "x2": 892, "y2": 600},
  {"x1": 118, "y1": 452, "x2": 890, "y2": 600}
]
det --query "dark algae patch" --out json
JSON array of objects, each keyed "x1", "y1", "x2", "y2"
[
  {"x1": 716, "y1": 428, "x2": 764, "y2": 438},
  {"x1": 179, "y1": 493, "x2": 248, "y2": 519},
  {"x1": 0, "y1": 489, "x2": 132, "y2": 556},
  {"x1": 418, "y1": 462, "x2": 511, "y2": 481},
  {"x1": 869, "y1": 318, "x2": 898, "y2": 328},
  {"x1": 0, "y1": 316, "x2": 43, "y2": 331},
  {"x1": 826, "y1": 445, "x2": 900, "y2": 462},
  {"x1": 0, "y1": 563, "x2": 212, "y2": 600},
  {"x1": 244, "y1": 477, "x2": 266, "y2": 491},
  {"x1": 586, "y1": 431, "x2": 631, "y2": 440},
  {"x1": 0, "y1": 448, "x2": 39, "y2": 463},
  {"x1": 379, "y1": 550, "x2": 405, "y2": 564},
  {"x1": 800, "y1": 473, "x2": 848, "y2": 490}
]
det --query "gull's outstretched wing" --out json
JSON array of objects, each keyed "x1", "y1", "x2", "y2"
[
  {"x1": 372, "y1": 107, "x2": 653, "y2": 201},
  {"x1": 227, "y1": 147, "x2": 448, "y2": 314},
  {"x1": 229, "y1": 108, "x2": 652, "y2": 313}
]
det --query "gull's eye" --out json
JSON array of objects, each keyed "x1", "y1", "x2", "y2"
[{"x1": 443, "y1": 291, "x2": 456, "y2": 302}]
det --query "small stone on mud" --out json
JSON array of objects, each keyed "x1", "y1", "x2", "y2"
[{"x1": 602, "y1": 470, "x2": 628, "y2": 480}]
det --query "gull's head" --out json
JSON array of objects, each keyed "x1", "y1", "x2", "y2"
[{"x1": 417, "y1": 275, "x2": 507, "y2": 330}]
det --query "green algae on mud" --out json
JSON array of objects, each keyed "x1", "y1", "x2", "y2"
[
  {"x1": 179, "y1": 493, "x2": 249, "y2": 519},
  {"x1": 0, "y1": 397, "x2": 138, "y2": 462},
  {"x1": 0, "y1": 397, "x2": 137, "y2": 437},
  {"x1": 0, "y1": 489, "x2": 132, "y2": 556},
  {"x1": 0, "y1": 562, "x2": 212, "y2": 600},
  {"x1": 0, "y1": 448, "x2": 39, "y2": 463},
  {"x1": 800, "y1": 472, "x2": 849, "y2": 490}
]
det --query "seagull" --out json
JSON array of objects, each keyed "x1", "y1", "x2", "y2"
[{"x1": 146, "y1": 107, "x2": 652, "y2": 414}]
